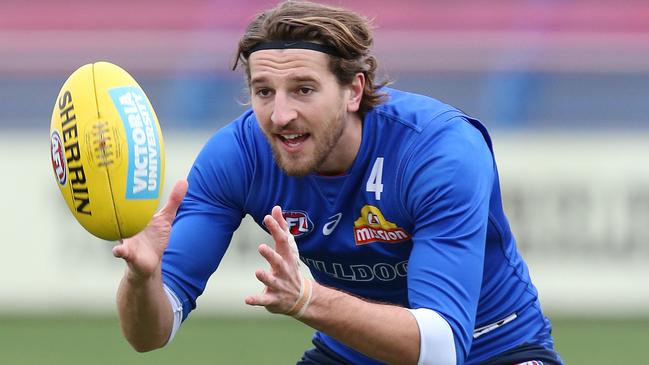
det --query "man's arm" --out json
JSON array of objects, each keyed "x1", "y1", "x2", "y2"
[
  {"x1": 113, "y1": 180, "x2": 188, "y2": 352},
  {"x1": 246, "y1": 206, "x2": 456, "y2": 365},
  {"x1": 301, "y1": 282, "x2": 421, "y2": 364},
  {"x1": 115, "y1": 268, "x2": 172, "y2": 352}
]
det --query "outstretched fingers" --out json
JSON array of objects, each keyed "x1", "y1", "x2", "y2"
[
  {"x1": 254, "y1": 268, "x2": 276, "y2": 288},
  {"x1": 258, "y1": 243, "x2": 285, "y2": 273},
  {"x1": 271, "y1": 205, "x2": 288, "y2": 231},
  {"x1": 246, "y1": 206, "x2": 306, "y2": 315},
  {"x1": 264, "y1": 207, "x2": 293, "y2": 259},
  {"x1": 112, "y1": 180, "x2": 187, "y2": 276},
  {"x1": 244, "y1": 269, "x2": 275, "y2": 307}
]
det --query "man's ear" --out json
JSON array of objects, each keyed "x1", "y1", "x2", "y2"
[{"x1": 347, "y1": 72, "x2": 365, "y2": 113}]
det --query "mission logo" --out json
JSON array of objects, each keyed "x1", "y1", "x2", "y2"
[{"x1": 353, "y1": 205, "x2": 411, "y2": 245}]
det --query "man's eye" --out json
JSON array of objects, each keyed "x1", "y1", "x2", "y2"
[
  {"x1": 256, "y1": 89, "x2": 272, "y2": 97},
  {"x1": 297, "y1": 87, "x2": 313, "y2": 96}
]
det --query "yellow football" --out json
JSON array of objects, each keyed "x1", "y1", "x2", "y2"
[{"x1": 50, "y1": 62, "x2": 165, "y2": 240}]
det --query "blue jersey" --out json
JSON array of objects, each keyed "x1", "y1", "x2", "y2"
[{"x1": 162, "y1": 88, "x2": 556, "y2": 364}]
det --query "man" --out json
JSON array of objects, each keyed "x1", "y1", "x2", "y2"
[{"x1": 113, "y1": 1, "x2": 563, "y2": 364}]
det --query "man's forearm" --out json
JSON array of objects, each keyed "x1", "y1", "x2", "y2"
[
  {"x1": 116, "y1": 269, "x2": 173, "y2": 352},
  {"x1": 299, "y1": 281, "x2": 420, "y2": 365}
]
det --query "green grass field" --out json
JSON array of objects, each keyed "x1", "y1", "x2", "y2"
[{"x1": 0, "y1": 315, "x2": 647, "y2": 364}]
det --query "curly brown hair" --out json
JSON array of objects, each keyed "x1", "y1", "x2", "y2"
[{"x1": 233, "y1": 0, "x2": 388, "y2": 117}]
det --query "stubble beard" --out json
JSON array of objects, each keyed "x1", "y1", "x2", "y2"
[{"x1": 270, "y1": 110, "x2": 347, "y2": 177}]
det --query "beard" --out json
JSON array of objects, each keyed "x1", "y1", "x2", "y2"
[{"x1": 267, "y1": 109, "x2": 347, "y2": 177}]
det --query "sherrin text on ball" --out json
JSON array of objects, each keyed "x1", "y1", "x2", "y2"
[{"x1": 49, "y1": 62, "x2": 165, "y2": 241}]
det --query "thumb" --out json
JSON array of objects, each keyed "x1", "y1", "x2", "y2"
[
  {"x1": 112, "y1": 242, "x2": 130, "y2": 260},
  {"x1": 158, "y1": 179, "x2": 189, "y2": 220}
]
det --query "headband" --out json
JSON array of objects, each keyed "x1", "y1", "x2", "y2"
[{"x1": 245, "y1": 41, "x2": 342, "y2": 58}]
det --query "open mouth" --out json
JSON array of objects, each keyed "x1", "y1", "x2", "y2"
[{"x1": 278, "y1": 133, "x2": 310, "y2": 148}]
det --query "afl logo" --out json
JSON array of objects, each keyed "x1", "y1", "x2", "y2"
[
  {"x1": 50, "y1": 130, "x2": 67, "y2": 185},
  {"x1": 282, "y1": 210, "x2": 313, "y2": 238}
]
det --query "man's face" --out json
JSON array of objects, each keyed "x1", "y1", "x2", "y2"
[{"x1": 249, "y1": 49, "x2": 362, "y2": 177}]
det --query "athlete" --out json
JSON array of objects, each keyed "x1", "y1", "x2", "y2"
[{"x1": 113, "y1": 1, "x2": 563, "y2": 364}]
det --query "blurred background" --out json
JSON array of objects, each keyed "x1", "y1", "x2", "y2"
[{"x1": 1, "y1": 0, "x2": 648, "y2": 363}]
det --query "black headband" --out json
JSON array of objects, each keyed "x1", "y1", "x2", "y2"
[{"x1": 245, "y1": 41, "x2": 342, "y2": 58}]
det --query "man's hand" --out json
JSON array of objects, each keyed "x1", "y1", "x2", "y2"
[
  {"x1": 245, "y1": 205, "x2": 305, "y2": 315},
  {"x1": 114, "y1": 179, "x2": 188, "y2": 352},
  {"x1": 113, "y1": 179, "x2": 188, "y2": 282},
  {"x1": 244, "y1": 207, "x2": 421, "y2": 364}
]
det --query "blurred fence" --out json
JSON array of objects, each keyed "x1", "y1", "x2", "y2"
[
  {"x1": 2, "y1": 131, "x2": 649, "y2": 316},
  {"x1": 1, "y1": 0, "x2": 648, "y2": 316}
]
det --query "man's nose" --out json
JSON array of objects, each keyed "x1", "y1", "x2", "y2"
[{"x1": 270, "y1": 92, "x2": 298, "y2": 127}]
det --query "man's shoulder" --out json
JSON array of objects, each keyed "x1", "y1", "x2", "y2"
[
  {"x1": 366, "y1": 88, "x2": 494, "y2": 158},
  {"x1": 368, "y1": 88, "x2": 468, "y2": 132}
]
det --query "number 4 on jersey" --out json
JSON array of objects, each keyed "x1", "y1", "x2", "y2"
[{"x1": 366, "y1": 157, "x2": 384, "y2": 200}]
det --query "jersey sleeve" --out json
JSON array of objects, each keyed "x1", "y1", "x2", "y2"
[
  {"x1": 162, "y1": 119, "x2": 254, "y2": 321},
  {"x1": 401, "y1": 117, "x2": 494, "y2": 364}
]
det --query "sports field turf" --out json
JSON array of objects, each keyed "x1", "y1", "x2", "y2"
[{"x1": 0, "y1": 315, "x2": 646, "y2": 364}]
